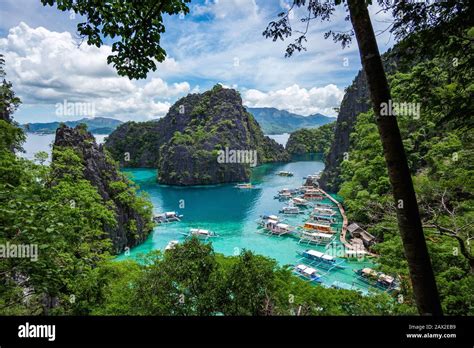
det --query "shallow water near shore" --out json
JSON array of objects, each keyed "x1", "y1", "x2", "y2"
[{"x1": 117, "y1": 154, "x2": 375, "y2": 293}]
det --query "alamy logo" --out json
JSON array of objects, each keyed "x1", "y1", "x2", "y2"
[
  {"x1": 380, "y1": 100, "x2": 420, "y2": 119},
  {"x1": 55, "y1": 99, "x2": 96, "y2": 117},
  {"x1": 217, "y1": 147, "x2": 258, "y2": 167},
  {"x1": 18, "y1": 322, "x2": 56, "y2": 341},
  {"x1": 0, "y1": 242, "x2": 38, "y2": 261}
]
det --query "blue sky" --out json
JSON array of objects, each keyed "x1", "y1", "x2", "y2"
[{"x1": 0, "y1": 0, "x2": 397, "y2": 123}]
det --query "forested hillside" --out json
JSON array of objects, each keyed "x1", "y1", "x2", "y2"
[
  {"x1": 334, "y1": 22, "x2": 474, "y2": 314},
  {"x1": 286, "y1": 122, "x2": 335, "y2": 156}
]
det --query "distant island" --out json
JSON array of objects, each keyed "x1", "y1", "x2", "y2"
[
  {"x1": 246, "y1": 107, "x2": 335, "y2": 134},
  {"x1": 22, "y1": 117, "x2": 123, "y2": 134}
]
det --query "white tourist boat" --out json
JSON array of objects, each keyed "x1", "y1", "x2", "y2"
[
  {"x1": 260, "y1": 219, "x2": 293, "y2": 236},
  {"x1": 298, "y1": 231, "x2": 335, "y2": 245},
  {"x1": 300, "y1": 221, "x2": 334, "y2": 234},
  {"x1": 153, "y1": 211, "x2": 183, "y2": 223},
  {"x1": 235, "y1": 183, "x2": 254, "y2": 189},
  {"x1": 297, "y1": 249, "x2": 346, "y2": 270},
  {"x1": 182, "y1": 228, "x2": 218, "y2": 239},
  {"x1": 291, "y1": 197, "x2": 310, "y2": 207},
  {"x1": 313, "y1": 207, "x2": 337, "y2": 216},
  {"x1": 309, "y1": 213, "x2": 336, "y2": 224},
  {"x1": 257, "y1": 214, "x2": 282, "y2": 227},
  {"x1": 355, "y1": 268, "x2": 400, "y2": 293},
  {"x1": 276, "y1": 171, "x2": 294, "y2": 177},
  {"x1": 293, "y1": 264, "x2": 323, "y2": 283},
  {"x1": 279, "y1": 206, "x2": 303, "y2": 215}
]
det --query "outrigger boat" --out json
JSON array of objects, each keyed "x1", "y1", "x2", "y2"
[
  {"x1": 235, "y1": 183, "x2": 254, "y2": 189},
  {"x1": 276, "y1": 171, "x2": 294, "y2": 177},
  {"x1": 299, "y1": 186, "x2": 316, "y2": 193},
  {"x1": 355, "y1": 268, "x2": 400, "y2": 293},
  {"x1": 260, "y1": 218, "x2": 294, "y2": 236},
  {"x1": 279, "y1": 206, "x2": 304, "y2": 215},
  {"x1": 274, "y1": 188, "x2": 294, "y2": 200},
  {"x1": 302, "y1": 189, "x2": 324, "y2": 200},
  {"x1": 297, "y1": 249, "x2": 346, "y2": 270},
  {"x1": 153, "y1": 211, "x2": 183, "y2": 223},
  {"x1": 298, "y1": 231, "x2": 335, "y2": 245},
  {"x1": 293, "y1": 264, "x2": 323, "y2": 283},
  {"x1": 300, "y1": 222, "x2": 334, "y2": 234},
  {"x1": 312, "y1": 207, "x2": 337, "y2": 216},
  {"x1": 313, "y1": 202, "x2": 334, "y2": 208},
  {"x1": 291, "y1": 197, "x2": 311, "y2": 207},
  {"x1": 309, "y1": 213, "x2": 336, "y2": 224},
  {"x1": 165, "y1": 240, "x2": 179, "y2": 251},
  {"x1": 257, "y1": 214, "x2": 282, "y2": 227},
  {"x1": 182, "y1": 228, "x2": 218, "y2": 240},
  {"x1": 303, "y1": 172, "x2": 321, "y2": 180}
]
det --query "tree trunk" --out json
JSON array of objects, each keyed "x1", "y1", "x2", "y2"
[{"x1": 347, "y1": 0, "x2": 442, "y2": 316}]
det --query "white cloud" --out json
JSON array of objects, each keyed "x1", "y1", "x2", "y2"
[
  {"x1": 243, "y1": 84, "x2": 344, "y2": 116},
  {"x1": 0, "y1": 1, "x2": 398, "y2": 123},
  {"x1": 143, "y1": 78, "x2": 190, "y2": 98},
  {"x1": 192, "y1": 0, "x2": 259, "y2": 20},
  {"x1": 0, "y1": 22, "x2": 190, "y2": 120}
]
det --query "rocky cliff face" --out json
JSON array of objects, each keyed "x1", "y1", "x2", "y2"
[
  {"x1": 318, "y1": 70, "x2": 370, "y2": 191},
  {"x1": 53, "y1": 124, "x2": 153, "y2": 253},
  {"x1": 105, "y1": 85, "x2": 290, "y2": 185},
  {"x1": 319, "y1": 49, "x2": 400, "y2": 192}
]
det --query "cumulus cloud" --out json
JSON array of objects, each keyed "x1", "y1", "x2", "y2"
[
  {"x1": 0, "y1": 0, "x2": 397, "y2": 123},
  {"x1": 192, "y1": 0, "x2": 259, "y2": 20},
  {"x1": 0, "y1": 22, "x2": 190, "y2": 120},
  {"x1": 243, "y1": 84, "x2": 344, "y2": 116}
]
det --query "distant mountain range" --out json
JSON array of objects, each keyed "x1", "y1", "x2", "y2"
[
  {"x1": 246, "y1": 107, "x2": 336, "y2": 134},
  {"x1": 22, "y1": 117, "x2": 123, "y2": 134},
  {"x1": 22, "y1": 108, "x2": 336, "y2": 136}
]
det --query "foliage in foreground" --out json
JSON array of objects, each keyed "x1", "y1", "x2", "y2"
[
  {"x1": 90, "y1": 239, "x2": 413, "y2": 316},
  {"x1": 338, "y1": 24, "x2": 474, "y2": 315}
]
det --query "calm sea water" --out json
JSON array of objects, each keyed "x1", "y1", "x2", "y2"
[
  {"x1": 118, "y1": 157, "x2": 374, "y2": 292},
  {"x1": 21, "y1": 133, "x2": 373, "y2": 291}
]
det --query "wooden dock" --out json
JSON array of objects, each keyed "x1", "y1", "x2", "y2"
[
  {"x1": 318, "y1": 188, "x2": 378, "y2": 257},
  {"x1": 317, "y1": 188, "x2": 353, "y2": 251}
]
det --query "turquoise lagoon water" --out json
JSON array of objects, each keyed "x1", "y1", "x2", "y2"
[{"x1": 117, "y1": 154, "x2": 375, "y2": 292}]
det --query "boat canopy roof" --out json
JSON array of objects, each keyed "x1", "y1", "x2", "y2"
[
  {"x1": 266, "y1": 219, "x2": 278, "y2": 224},
  {"x1": 276, "y1": 223, "x2": 289, "y2": 229},
  {"x1": 305, "y1": 249, "x2": 334, "y2": 261},
  {"x1": 304, "y1": 222, "x2": 331, "y2": 228},
  {"x1": 379, "y1": 274, "x2": 395, "y2": 284},
  {"x1": 268, "y1": 215, "x2": 279, "y2": 220},
  {"x1": 315, "y1": 232, "x2": 333, "y2": 238},
  {"x1": 313, "y1": 207, "x2": 335, "y2": 213},
  {"x1": 361, "y1": 268, "x2": 378, "y2": 277},
  {"x1": 296, "y1": 264, "x2": 307, "y2": 271},
  {"x1": 301, "y1": 231, "x2": 332, "y2": 238},
  {"x1": 293, "y1": 197, "x2": 307, "y2": 202},
  {"x1": 190, "y1": 228, "x2": 210, "y2": 235}
]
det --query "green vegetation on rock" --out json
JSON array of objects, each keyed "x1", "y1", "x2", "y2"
[
  {"x1": 286, "y1": 123, "x2": 335, "y2": 156},
  {"x1": 106, "y1": 85, "x2": 290, "y2": 185},
  {"x1": 336, "y1": 24, "x2": 474, "y2": 315}
]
